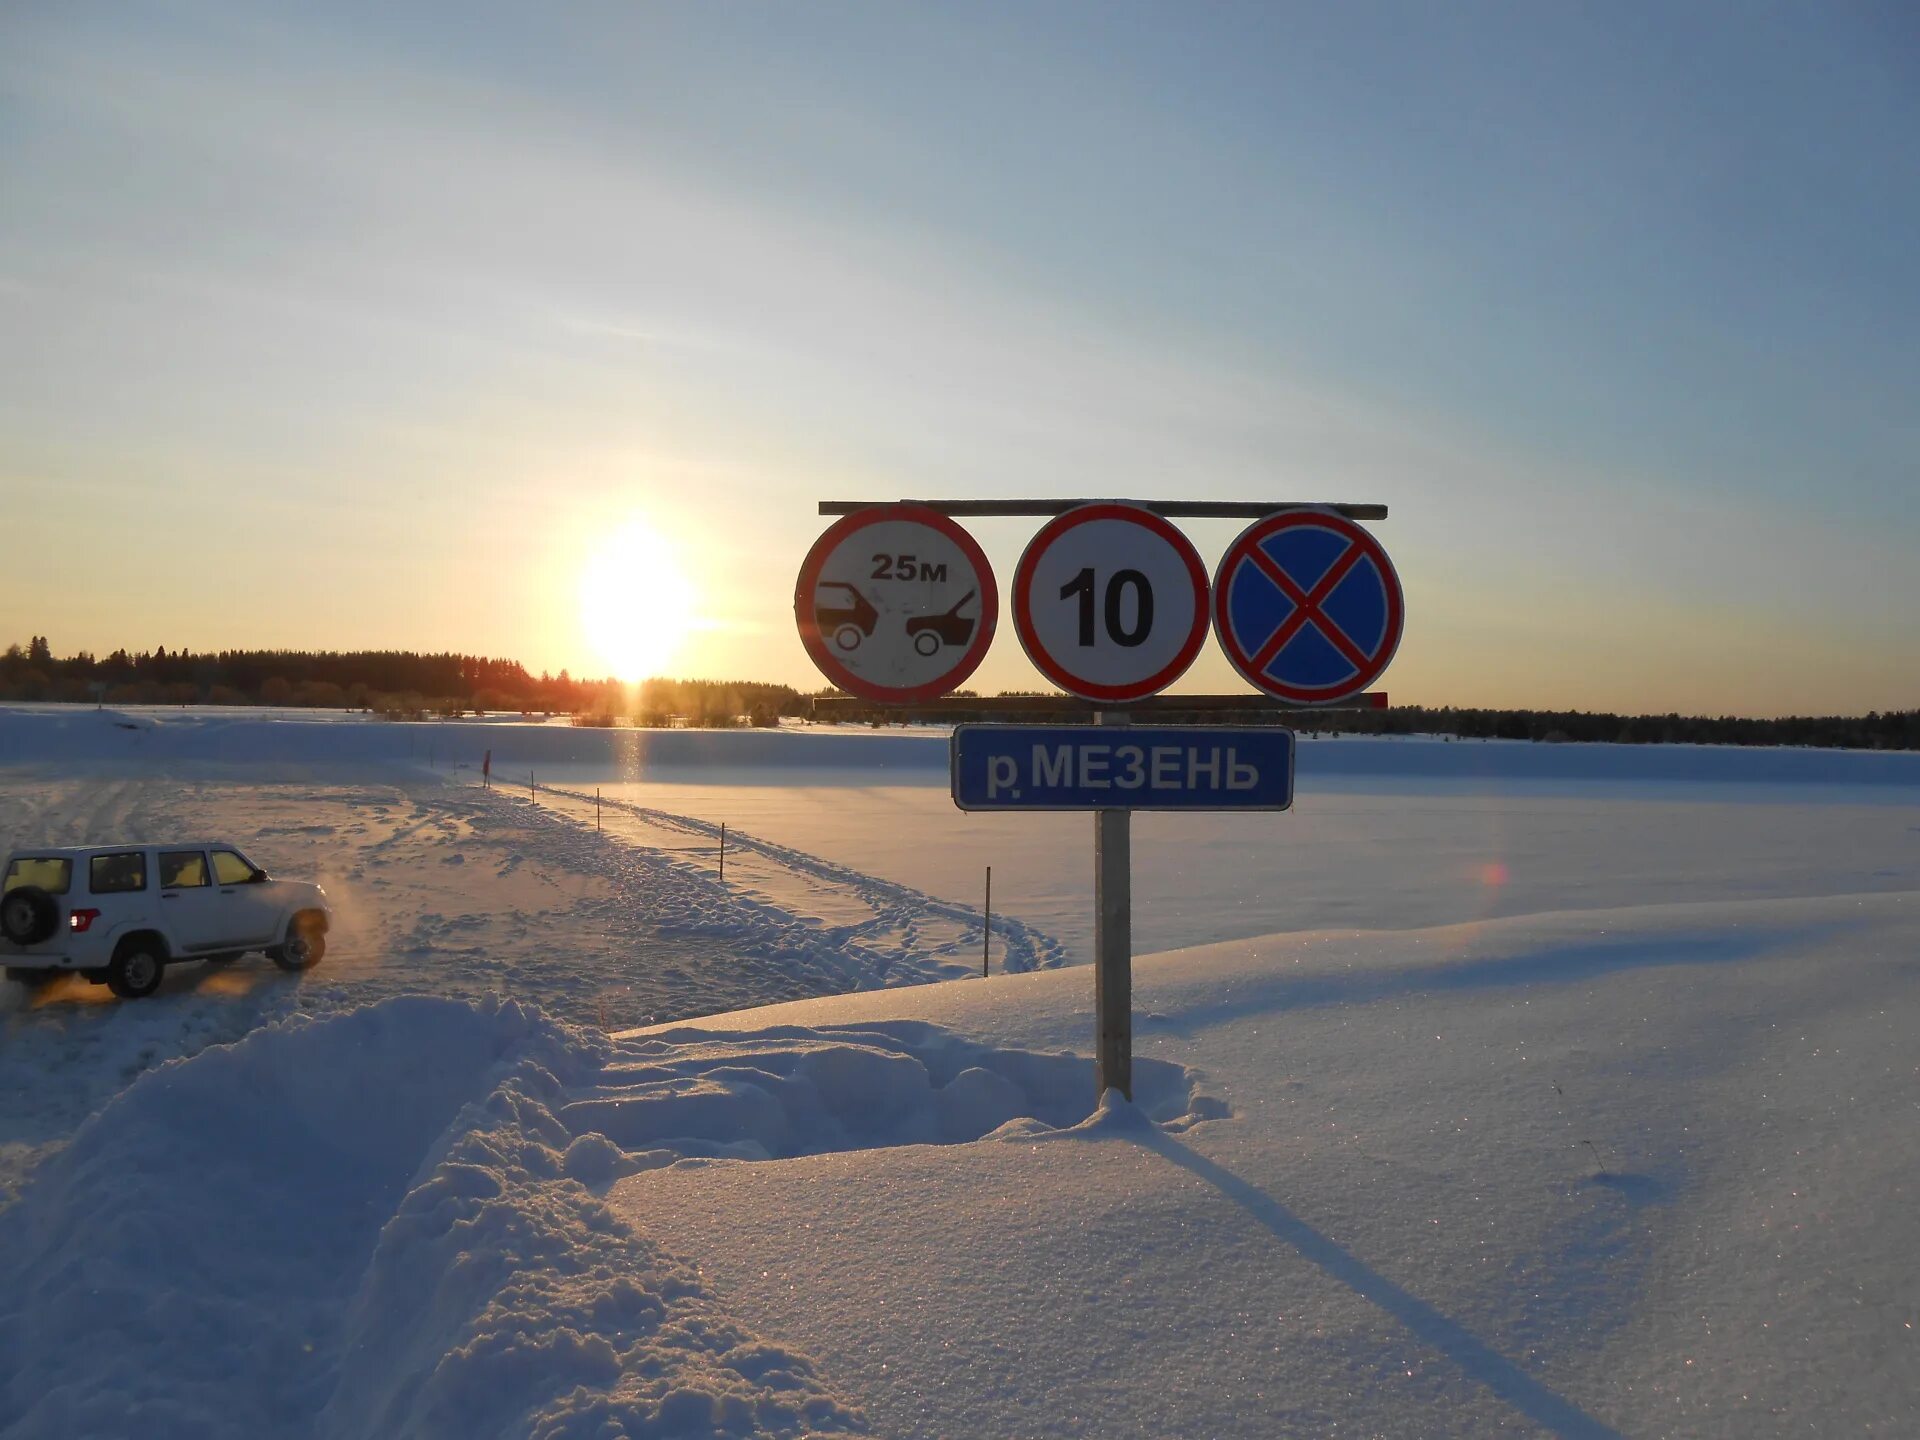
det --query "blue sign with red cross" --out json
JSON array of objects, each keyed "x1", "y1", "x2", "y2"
[{"x1": 1212, "y1": 510, "x2": 1404, "y2": 704}]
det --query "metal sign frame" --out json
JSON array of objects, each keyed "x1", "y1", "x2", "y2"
[{"x1": 809, "y1": 691, "x2": 1387, "y2": 718}]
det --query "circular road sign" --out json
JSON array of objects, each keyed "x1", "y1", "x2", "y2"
[
  {"x1": 1213, "y1": 509, "x2": 1403, "y2": 704},
  {"x1": 795, "y1": 504, "x2": 998, "y2": 703},
  {"x1": 1013, "y1": 503, "x2": 1210, "y2": 703}
]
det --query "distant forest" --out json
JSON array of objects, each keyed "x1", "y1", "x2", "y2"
[
  {"x1": 0, "y1": 637, "x2": 798, "y2": 727},
  {"x1": 2, "y1": 637, "x2": 1915, "y2": 748}
]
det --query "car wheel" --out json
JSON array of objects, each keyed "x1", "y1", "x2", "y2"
[
  {"x1": 834, "y1": 624, "x2": 863, "y2": 652},
  {"x1": 913, "y1": 631, "x2": 941, "y2": 656},
  {"x1": 272, "y1": 918, "x2": 327, "y2": 972},
  {"x1": 107, "y1": 941, "x2": 166, "y2": 999},
  {"x1": 1, "y1": 887, "x2": 58, "y2": 945}
]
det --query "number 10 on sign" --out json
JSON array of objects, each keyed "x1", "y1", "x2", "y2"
[{"x1": 1057, "y1": 566, "x2": 1155, "y2": 648}]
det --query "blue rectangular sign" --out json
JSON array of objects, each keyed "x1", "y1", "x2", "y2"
[{"x1": 951, "y1": 725, "x2": 1295, "y2": 812}]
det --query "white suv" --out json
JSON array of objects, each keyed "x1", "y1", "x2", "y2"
[{"x1": 1, "y1": 843, "x2": 331, "y2": 999}]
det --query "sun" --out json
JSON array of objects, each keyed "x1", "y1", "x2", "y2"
[{"x1": 578, "y1": 518, "x2": 698, "y2": 680}]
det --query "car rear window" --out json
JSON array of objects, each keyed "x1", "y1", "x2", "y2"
[
  {"x1": 159, "y1": 851, "x2": 209, "y2": 888},
  {"x1": 3, "y1": 857, "x2": 72, "y2": 895},
  {"x1": 90, "y1": 852, "x2": 147, "y2": 895}
]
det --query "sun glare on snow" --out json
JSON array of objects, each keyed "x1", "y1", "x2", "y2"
[{"x1": 578, "y1": 518, "x2": 698, "y2": 681}]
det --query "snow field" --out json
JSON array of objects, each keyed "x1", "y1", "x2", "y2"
[
  {"x1": 3, "y1": 708, "x2": 1918, "y2": 1437},
  {"x1": 575, "y1": 776, "x2": 1920, "y2": 964},
  {"x1": 10, "y1": 705, "x2": 1919, "y2": 793}
]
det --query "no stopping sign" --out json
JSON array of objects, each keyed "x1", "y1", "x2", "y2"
[
  {"x1": 1213, "y1": 509, "x2": 1403, "y2": 703},
  {"x1": 1012, "y1": 503, "x2": 1209, "y2": 703}
]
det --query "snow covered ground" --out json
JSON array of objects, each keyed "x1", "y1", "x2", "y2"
[
  {"x1": 622, "y1": 892, "x2": 1919, "y2": 1439},
  {"x1": 1, "y1": 706, "x2": 1916, "y2": 1437}
]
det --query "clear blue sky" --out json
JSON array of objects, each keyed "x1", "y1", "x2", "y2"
[{"x1": 2, "y1": 1, "x2": 1914, "y2": 714}]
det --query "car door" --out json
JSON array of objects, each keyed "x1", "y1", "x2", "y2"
[
  {"x1": 208, "y1": 848, "x2": 283, "y2": 946},
  {"x1": 156, "y1": 849, "x2": 225, "y2": 952}
]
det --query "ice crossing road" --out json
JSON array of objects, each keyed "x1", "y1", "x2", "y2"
[{"x1": 0, "y1": 768, "x2": 1069, "y2": 1205}]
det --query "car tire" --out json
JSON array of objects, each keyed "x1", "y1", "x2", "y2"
[
  {"x1": 271, "y1": 916, "x2": 327, "y2": 972},
  {"x1": 1, "y1": 887, "x2": 58, "y2": 945},
  {"x1": 107, "y1": 939, "x2": 166, "y2": 999}
]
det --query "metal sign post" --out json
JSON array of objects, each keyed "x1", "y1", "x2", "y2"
[{"x1": 1093, "y1": 710, "x2": 1132, "y2": 1099}]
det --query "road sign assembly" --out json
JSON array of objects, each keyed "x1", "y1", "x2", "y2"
[
  {"x1": 952, "y1": 725, "x2": 1293, "y2": 811},
  {"x1": 794, "y1": 503, "x2": 998, "y2": 703},
  {"x1": 797, "y1": 497, "x2": 1400, "y2": 1103},
  {"x1": 1011, "y1": 502, "x2": 1211, "y2": 704},
  {"x1": 1213, "y1": 508, "x2": 1403, "y2": 705}
]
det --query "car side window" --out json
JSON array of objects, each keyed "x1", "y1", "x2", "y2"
[
  {"x1": 5, "y1": 858, "x2": 73, "y2": 895},
  {"x1": 89, "y1": 853, "x2": 147, "y2": 895},
  {"x1": 211, "y1": 850, "x2": 259, "y2": 886},
  {"x1": 158, "y1": 851, "x2": 209, "y2": 889}
]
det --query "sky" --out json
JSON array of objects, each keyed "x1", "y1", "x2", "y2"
[{"x1": 1, "y1": 1, "x2": 1915, "y2": 716}]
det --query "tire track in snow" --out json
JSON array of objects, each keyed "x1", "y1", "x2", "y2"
[
  {"x1": 529, "y1": 780, "x2": 1071, "y2": 976},
  {"x1": 460, "y1": 788, "x2": 1041, "y2": 1003}
]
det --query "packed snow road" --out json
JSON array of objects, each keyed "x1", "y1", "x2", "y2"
[{"x1": 0, "y1": 765, "x2": 1053, "y2": 1204}]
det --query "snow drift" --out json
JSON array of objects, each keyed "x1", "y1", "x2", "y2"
[
  {"x1": 0, "y1": 995, "x2": 1207, "y2": 1439},
  {"x1": 0, "y1": 998, "x2": 868, "y2": 1438}
]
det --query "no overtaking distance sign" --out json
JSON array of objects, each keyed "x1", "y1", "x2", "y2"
[{"x1": 794, "y1": 504, "x2": 998, "y2": 704}]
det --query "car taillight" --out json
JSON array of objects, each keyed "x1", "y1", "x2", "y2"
[{"x1": 69, "y1": 908, "x2": 101, "y2": 933}]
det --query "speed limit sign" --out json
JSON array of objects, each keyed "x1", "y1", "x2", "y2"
[{"x1": 1012, "y1": 503, "x2": 1210, "y2": 702}]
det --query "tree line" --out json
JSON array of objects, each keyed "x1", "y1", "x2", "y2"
[
  {"x1": 792, "y1": 695, "x2": 1920, "y2": 750},
  {"x1": 1272, "y1": 702, "x2": 1919, "y2": 751},
  {"x1": 2, "y1": 638, "x2": 1913, "y2": 747},
  {"x1": 0, "y1": 640, "x2": 801, "y2": 727}
]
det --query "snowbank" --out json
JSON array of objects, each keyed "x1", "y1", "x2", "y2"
[
  {"x1": 0, "y1": 997, "x2": 877, "y2": 1438},
  {"x1": 0, "y1": 994, "x2": 1212, "y2": 1439}
]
